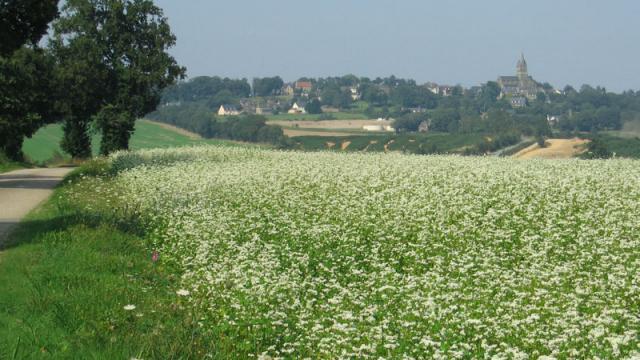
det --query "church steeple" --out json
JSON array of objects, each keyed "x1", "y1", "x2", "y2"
[{"x1": 517, "y1": 53, "x2": 528, "y2": 79}]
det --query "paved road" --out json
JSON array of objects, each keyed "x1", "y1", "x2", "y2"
[{"x1": 0, "y1": 167, "x2": 74, "y2": 245}]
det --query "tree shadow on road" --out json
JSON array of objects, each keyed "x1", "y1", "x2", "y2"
[{"x1": 0, "y1": 209, "x2": 146, "y2": 251}]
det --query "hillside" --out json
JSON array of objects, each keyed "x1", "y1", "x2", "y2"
[
  {"x1": 514, "y1": 138, "x2": 589, "y2": 159},
  {"x1": 21, "y1": 119, "x2": 243, "y2": 163}
]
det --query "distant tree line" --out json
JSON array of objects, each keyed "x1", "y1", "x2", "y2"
[
  {"x1": 162, "y1": 76, "x2": 251, "y2": 106},
  {"x1": 147, "y1": 104, "x2": 287, "y2": 146},
  {"x1": 150, "y1": 73, "x2": 640, "y2": 156}
]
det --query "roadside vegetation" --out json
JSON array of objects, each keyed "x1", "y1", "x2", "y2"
[
  {"x1": 0, "y1": 162, "x2": 220, "y2": 358},
  {"x1": 0, "y1": 153, "x2": 27, "y2": 173}
]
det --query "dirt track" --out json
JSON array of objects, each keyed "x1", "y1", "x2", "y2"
[
  {"x1": 514, "y1": 138, "x2": 589, "y2": 159},
  {"x1": 0, "y1": 167, "x2": 73, "y2": 246}
]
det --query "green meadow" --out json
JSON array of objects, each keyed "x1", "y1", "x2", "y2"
[{"x1": 21, "y1": 120, "x2": 243, "y2": 164}]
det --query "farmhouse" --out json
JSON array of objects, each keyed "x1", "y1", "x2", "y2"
[
  {"x1": 349, "y1": 87, "x2": 361, "y2": 100},
  {"x1": 427, "y1": 83, "x2": 454, "y2": 96},
  {"x1": 282, "y1": 83, "x2": 294, "y2": 96},
  {"x1": 295, "y1": 81, "x2": 313, "y2": 92},
  {"x1": 218, "y1": 104, "x2": 240, "y2": 116},
  {"x1": 288, "y1": 101, "x2": 307, "y2": 114}
]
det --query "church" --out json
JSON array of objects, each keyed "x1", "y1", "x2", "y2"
[{"x1": 497, "y1": 54, "x2": 542, "y2": 101}]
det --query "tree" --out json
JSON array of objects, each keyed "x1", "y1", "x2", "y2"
[
  {"x1": 252, "y1": 76, "x2": 284, "y2": 97},
  {"x1": 583, "y1": 137, "x2": 612, "y2": 159},
  {"x1": 479, "y1": 81, "x2": 501, "y2": 110},
  {"x1": 305, "y1": 99, "x2": 322, "y2": 114},
  {"x1": 0, "y1": 1, "x2": 60, "y2": 160},
  {"x1": 256, "y1": 125, "x2": 284, "y2": 144},
  {"x1": 429, "y1": 108, "x2": 460, "y2": 132},
  {"x1": 52, "y1": 0, "x2": 185, "y2": 156},
  {"x1": 52, "y1": 31, "x2": 110, "y2": 158},
  {"x1": 320, "y1": 86, "x2": 352, "y2": 109},
  {"x1": 360, "y1": 83, "x2": 388, "y2": 106},
  {"x1": 393, "y1": 113, "x2": 427, "y2": 132},
  {"x1": 0, "y1": 0, "x2": 59, "y2": 56},
  {"x1": 0, "y1": 48, "x2": 59, "y2": 160}
]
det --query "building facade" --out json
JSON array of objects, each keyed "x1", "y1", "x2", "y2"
[{"x1": 497, "y1": 54, "x2": 542, "y2": 100}]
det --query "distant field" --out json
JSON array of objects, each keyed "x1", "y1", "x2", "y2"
[
  {"x1": 280, "y1": 129, "x2": 368, "y2": 137},
  {"x1": 292, "y1": 132, "x2": 483, "y2": 153},
  {"x1": 268, "y1": 119, "x2": 393, "y2": 137},
  {"x1": 268, "y1": 119, "x2": 392, "y2": 129},
  {"x1": 22, "y1": 119, "x2": 243, "y2": 163},
  {"x1": 266, "y1": 112, "x2": 368, "y2": 121},
  {"x1": 514, "y1": 138, "x2": 589, "y2": 159}
]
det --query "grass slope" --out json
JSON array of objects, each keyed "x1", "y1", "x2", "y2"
[
  {"x1": 598, "y1": 134, "x2": 640, "y2": 158},
  {"x1": 0, "y1": 164, "x2": 218, "y2": 359},
  {"x1": 22, "y1": 120, "x2": 241, "y2": 164}
]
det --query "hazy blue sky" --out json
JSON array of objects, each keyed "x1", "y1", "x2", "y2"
[{"x1": 154, "y1": 0, "x2": 639, "y2": 92}]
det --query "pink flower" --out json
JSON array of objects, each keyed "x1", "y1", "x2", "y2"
[{"x1": 151, "y1": 251, "x2": 159, "y2": 262}]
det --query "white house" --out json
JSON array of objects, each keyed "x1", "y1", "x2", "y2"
[
  {"x1": 288, "y1": 101, "x2": 307, "y2": 114},
  {"x1": 218, "y1": 104, "x2": 240, "y2": 116},
  {"x1": 349, "y1": 87, "x2": 361, "y2": 101}
]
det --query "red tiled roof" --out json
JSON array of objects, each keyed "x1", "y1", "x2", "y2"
[{"x1": 295, "y1": 81, "x2": 313, "y2": 89}]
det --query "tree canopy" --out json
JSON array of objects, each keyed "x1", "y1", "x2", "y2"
[
  {"x1": 51, "y1": 0, "x2": 185, "y2": 156},
  {"x1": 0, "y1": 0, "x2": 59, "y2": 56},
  {"x1": 0, "y1": 0, "x2": 60, "y2": 160}
]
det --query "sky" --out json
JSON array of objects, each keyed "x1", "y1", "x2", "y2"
[{"x1": 153, "y1": 0, "x2": 640, "y2": 92}]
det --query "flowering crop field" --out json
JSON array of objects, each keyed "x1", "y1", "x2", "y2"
[{"x1": 103, "y1": 146, "x2": 640, "y2": 358}]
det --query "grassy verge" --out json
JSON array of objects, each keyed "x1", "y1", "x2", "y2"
[
  {"x1": 0, "y1": 154, "x2": 28, "y2": 173},
  {"x1": 0, "y1": 163, "x2": 221, "y2": 359},
  {"x1": 0, "y1": 162, "x2": 25, "y2": 174}
]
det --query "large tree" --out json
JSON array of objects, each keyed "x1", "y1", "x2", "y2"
[
  {"x1": 52, "y1": 0, "x2": 185, "y2": 156},
  {"x1": 0, "y1": 0, "x2": 59, "y2": 56},
  {"x1": 0, "y1": 0, "x2": 60, "y2": 160},
  {"x1": 0, "y1": 48, "x2": 59, "y2": 160},
  {"x1": 252, "y1": 76, "x2": 284, "y2": 97}
]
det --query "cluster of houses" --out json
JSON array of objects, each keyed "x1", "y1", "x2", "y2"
[{"x1": 217, "y1": 54, "x2": 563, "y2": 118}]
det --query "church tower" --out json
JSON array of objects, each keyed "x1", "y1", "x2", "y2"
[{"x1": 517, "y1": 53, "x2": 528, "y2": 80}]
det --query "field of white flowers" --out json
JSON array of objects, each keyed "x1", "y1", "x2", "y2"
[{"x1": 103, "y1": 146, "x2": 640, "y2": 358}]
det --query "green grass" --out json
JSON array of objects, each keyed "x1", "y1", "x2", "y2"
[
  {"x1": 0, "y1": 161, "x2": 25, "y2": 174},
  {"x1": 0, "y1": 164, "x2": 222, "y2": 359},
  {"x1": 594, "y1": 134, "x2": 640, "y2": 158},
  {"x1": 22, "y1": 120, "x2": 243, "y2": 164},
  {"x1": 0, "y1": 153, "x2": 28, "y2": 173}
]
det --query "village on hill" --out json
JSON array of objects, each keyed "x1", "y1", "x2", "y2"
[{"x1": 149, "y1": 53, "x2": 638, "y2": 159}]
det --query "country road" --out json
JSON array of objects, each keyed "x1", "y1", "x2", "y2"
[{"x1": 0, "y1": 167, "x2": 74, "y2": 245}]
